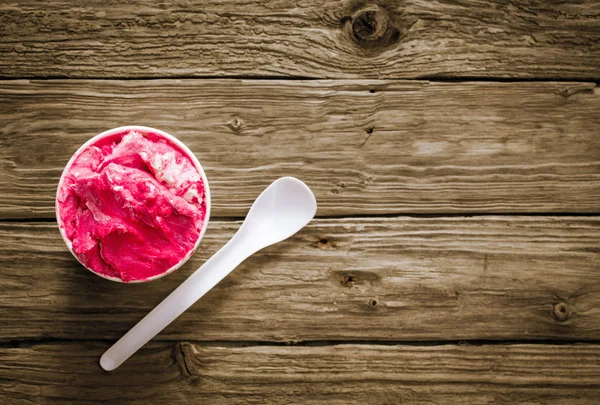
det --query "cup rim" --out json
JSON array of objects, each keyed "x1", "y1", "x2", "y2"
[{"x1": 55, "y1": 125, "x2": 212, "y2": 283}]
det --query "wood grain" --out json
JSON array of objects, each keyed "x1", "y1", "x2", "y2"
[
  {"x1": 1, "y1": 1, "x2": 599, "y2": 79},
  {"x1": 1, "y1": 216, "x2": 598, "y2": 341},
  {"x1": 1, "y1": 79, "x2": 599, "y2": 218},
  {"x1": 2, "y1": 341, "x2": 600, "y2": 404}
]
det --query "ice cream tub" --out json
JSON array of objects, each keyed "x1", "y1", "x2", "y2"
[{"x1": 56, "y1": 126, "x2": 211, "y2": 283}]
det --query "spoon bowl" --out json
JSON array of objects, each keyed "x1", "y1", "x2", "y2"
[{"x1": 236, "y1": 177, "x2": 317, "y2": 251}]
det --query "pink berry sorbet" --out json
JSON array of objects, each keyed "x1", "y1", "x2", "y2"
[{"x1": 57, "y1": 129, "x2": 208, "y2": 282}]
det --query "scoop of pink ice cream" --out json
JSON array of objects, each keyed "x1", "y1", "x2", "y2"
[{"x1": 57, "y1": 130, "x2": 207, "y2": 282}]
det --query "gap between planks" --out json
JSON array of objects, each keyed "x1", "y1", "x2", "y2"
[
  {"x1": 2, "y1": 212, "x2": 600, "y2": 223},
  {"x1": 5, "y1": 338, "x2": 600, "y2": 349},
  {"x1": 1, "y1": 76, "x2": 600, "y2": 82}
]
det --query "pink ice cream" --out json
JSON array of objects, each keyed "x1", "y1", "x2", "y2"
[{"x1": 57, "y1": 130, "x2": 207, "y2": 282}]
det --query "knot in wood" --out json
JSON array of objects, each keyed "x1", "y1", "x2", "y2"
[
  {"x1": 228, "y1": 117, "x2": 243, "y2": 131},
  {"x1": 553, "y1": 302, "x2": 570, "y2": 322},
  {"x1": 352, "y1": 6, "x2": 389, "y2": 43}
]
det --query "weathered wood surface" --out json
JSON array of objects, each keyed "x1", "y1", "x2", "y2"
[
  {"x1": 1, "y1": 79, "x2": 599, "y2": 219},
  {"x1": 1, "y1": 1, "x2": 600, "y2": 79},
  {"x1": 1, "y1": 217, "x2": 598, "y2": 341},
  {"x1": 2, "y1": 342, "x2": 600, "y2": 404},
  {"x1": 2, "y1": 1, "x2": 598, "y2": 403}
]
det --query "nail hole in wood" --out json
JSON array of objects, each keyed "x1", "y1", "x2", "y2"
[
  {"x1": 313, "y1": 236, "x2": 336, "y2": 249},
  {"x1": 342, "y1": 275, "x2": 356, "y2": 286},
  {"x1": 365, "y1": 127, "x2": 374, "y2": 135},
  {"x1": 553, "y1": 302, "x2": 569, "y2": 322},
  {"x1": 370, "y1": 299, "x2": 378, "y2": 306}
]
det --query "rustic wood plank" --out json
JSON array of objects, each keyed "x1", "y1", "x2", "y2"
[
  {"x1": 1, "y1": 217, "x2": 598, "y2": 341},
  {"x1": 1, "y1": 80, "x2": 599, "y2": 218},
  {"x1": 2, "y1": 341, "x2": 600, "y2": 404},
  {"x1": 1, "y1": 1, "x2": 599, "y2": 79}
]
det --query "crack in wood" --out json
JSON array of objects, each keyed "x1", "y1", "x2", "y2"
[{"x1": 174, "y1": 342, "x2": 192, "y2": 377}]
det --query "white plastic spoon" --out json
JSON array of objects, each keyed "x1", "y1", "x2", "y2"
[{"x1": 100, "y1": 177, "x2": 317, "y2": 371}]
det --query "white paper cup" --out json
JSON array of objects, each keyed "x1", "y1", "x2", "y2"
[{"x1": 56, "y1": 125, "x2": 211, "y2": 283}]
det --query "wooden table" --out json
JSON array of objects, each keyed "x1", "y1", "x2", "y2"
[{"x1": 1, "y1": 1, "x2": 600, "y2": 403}]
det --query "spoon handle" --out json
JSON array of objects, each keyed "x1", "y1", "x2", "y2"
[{"x1": 100, "y1": 233, "x2": 250, "y2": 371}]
